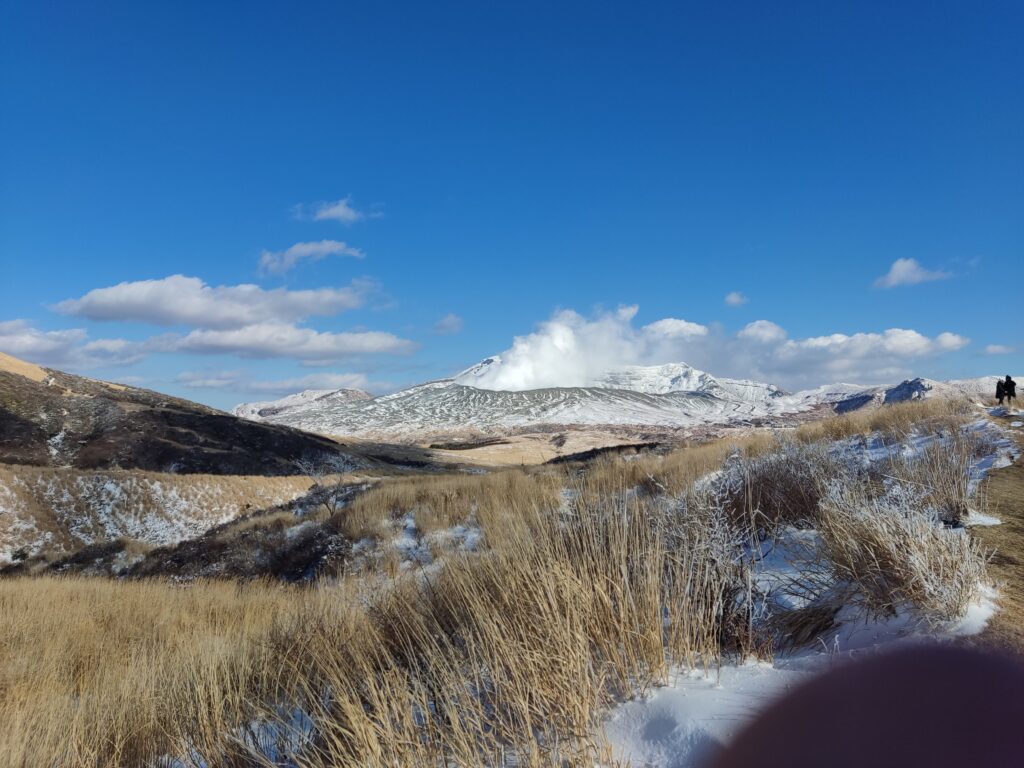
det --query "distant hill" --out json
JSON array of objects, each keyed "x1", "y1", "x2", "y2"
[
  {"x1": 234, "y1": 356, "x2": 1000, "y2": 442},
  {"x1": 233, "y1": 387, "x2": 372, "y2": 421},
  {"x1": 0, "y1": 352, "x2": 364, "y2": 475}
]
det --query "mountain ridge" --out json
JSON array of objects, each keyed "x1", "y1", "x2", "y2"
[
  {"x1": 234, "y1": 358, "x2": 1000, "y2": 442},
  {"x1": 0, "y1": 352, "x2": 366, "y2": 474}
]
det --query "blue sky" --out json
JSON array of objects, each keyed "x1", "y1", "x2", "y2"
[{"x1": 1, "y1": 1, "x2": 1021, "y2": 409}]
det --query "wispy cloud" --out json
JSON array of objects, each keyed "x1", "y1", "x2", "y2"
[
  {"x1": 985, "y1": 344, "x2": 1015, "y2": 355},
  {"x1": 177, "y1": 369, "x2": 374, "y2": 395},
  {"x1": 1, "y1": 314, "x2": 417, "y2": 369},
  {"x1": 174, "y1": 322, "x2": 416, "y2": 363},
  {"x1": 294, "y1": 196, "x2": 380, "y2": 224},
  {"x1": 39, "y1": 274, "x2": 415, "y2": 366},
  {"x1": 259, "y1": 240, "x2": 364, "y2": 275},
  {"x1": 724, "y1": 291, "x2": 748, "y2": 306},
  {"x1": 0, "y1": 319, "x2": 149, "y2": 369},
  {"x1": 56, "y1": 275, "x2": 372, "y2": 329},
  {"x1": 873, "y1": 258, "x2": 951, "y2": 289},
  {"x1": 433, "y1": 313, "x2": 464, "y2": 335}
]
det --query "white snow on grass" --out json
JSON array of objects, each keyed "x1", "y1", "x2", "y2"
[
  {"x1": 963, "y1": 510, "x2": 1002, "y2": 527},
  {"x1": 601, "y1": 419, "x2": 1013, "y2": 768},
  {"x1": 348, "y1": 515, "x2": 486, "y2": 578},
  {"x1": 0, "y1": 469, "x2": 313, "y2": 563}
]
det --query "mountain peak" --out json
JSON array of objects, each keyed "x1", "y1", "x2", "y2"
[{"x1": 454, "y1": 356, "x2": 503, "y2": 383}]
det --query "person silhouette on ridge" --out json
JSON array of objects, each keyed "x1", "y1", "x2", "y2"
[
  {"x1": 996, "y1": 378, "x2": 1005, "y2": 405},
  {"x1": 1004, "y1": 375, "x2": 1017, "y2": 409}
]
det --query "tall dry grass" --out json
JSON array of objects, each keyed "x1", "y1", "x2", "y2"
[
  {"x1": 0, "y1": 577, "x2": 329, "y2": 766},
  {"x1": 578, "y1": 433, "x2": 775, "y2": 500},
  {"x1": 816, "y1": 483, "x2": 988, "y2": 622},
  {"x1": 335, "y1": 469, "x2": 562, "y2": 540},
  {"x1": 0, "y1": 399, "x2": 999, "y2": 766},
  {"x1": 883, "y1": 427, "x2": 995, "y2": 525},
  {"x1": 0, "y1": 490, "x2": 752, "y2": 766},
  {"x1": 793, "y1": 397, "x2": 972, "y2": 445}
]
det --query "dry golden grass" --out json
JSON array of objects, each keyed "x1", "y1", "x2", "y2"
[
  {"x1": 0, "y1": 400, "x2": 999, "y2": 766},
  {"x1": 0, "y1": 577, "x2": 327, "y2": 767},
  {"x1": 578, "y1": 432, "x2": 775, "y2": 500},
  {"x1": 335, "y1": 469, "x2": 562, "y2": 540},
  {"x1": 0, "y1": 350, "x2": 47, "y2": 382},
  {"x1": 0, "y1": 490, "x2": 750, "y2": 767},
  {"x1": 793, "y1": 397, "x2": 972, "y2": 444}
]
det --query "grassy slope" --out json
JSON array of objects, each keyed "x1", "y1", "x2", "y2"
[
  {"x1": 0, "y1": 399, "x2": 1014, "y2": 766},
  {"x1": 973, "y1": 414, "x2": 1024, "y2": 653}
]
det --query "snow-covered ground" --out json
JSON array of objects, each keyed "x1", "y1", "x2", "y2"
[
  {"x1": 600, "y1": 415, "x2": 1017, "y2": 768},
  {"x1": 0, "y1": 468, "x2": 314, "y2": 564}
]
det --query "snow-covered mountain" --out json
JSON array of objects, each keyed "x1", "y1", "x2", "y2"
[
  {"x1": 233, "y1": 388, "x2": 372, "y2": 421},
  {"x1": 233, "y1": 359, "x2": 1000, "y2": 442}
]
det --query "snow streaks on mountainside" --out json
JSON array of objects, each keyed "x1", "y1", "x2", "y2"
[
  {"x1": 234, "y1": 358, "x2": 1000, "y2": 441},
  {"x1": 0, "y1": 465, "x2": 321, "y2": 564},
  {"x1": 233, "y1": 388, "x2": 372, "y2": 420}
]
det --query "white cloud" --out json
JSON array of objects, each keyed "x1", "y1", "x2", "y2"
[
  {"x1": 462, "y1": 308, "x2": 707, "y2": 390},
  {"x1": 314, "y1": 198, "x2": 364, "y2": 223},
  {"x1": 738, "y1": 320, "x2": 786, "y2": 344},
  {"x1": 177, "y1": 369, "x2": 373, "y2": 395},
  {"x1": 873, "y1": 258, "x2": 951, "y2": 289},
  {"x1": 460, "y1": 307, "x2": 971, "y2": 392},
  {"x1": 259, "y1": 240, "x2": 364, "y2": 275},
  {"x1": 56, "y1": 275, "x2": 372, "y2": 329},
  {"x1": 725, "y1": 291, "x2": 748, "y2": 306},
  {"x1": 434, "y1": 313, "x2": 464, "y2": 335},
  {"x1": 0, "y1": 319, "x2": 147, "y2": 369},
  {"x1": 293, "y1": 196, "x2": 380, "y2": 224},
  {"x1": 174, "y1": 322, "x2": 416, "y2": 362},
  {"x1": 174, "y1": 370, "x2": 246, "y2": 390},
  {"x1": 0, "y1": 319, "x2": 85, "y2": 359},
  {"x1": 935, "y1": 332, "x2": 970, "y2": 351},
  {"x1": 642, "y1": 318, "x2": 709, "y2": 339},
  {"x1": 769, "y1": 329, "x2": 970, "y2": 384},
  {"x1": 985, "y1": 344, "x2": 1015, "y2": 355}
]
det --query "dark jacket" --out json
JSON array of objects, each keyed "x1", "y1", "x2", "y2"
[
  {"x1": 1006, "y1": 378, "x2": 1017, "y2": 398},
  {"x1": 996, "y1": 380, "x2": 1005, "y2": 398}
]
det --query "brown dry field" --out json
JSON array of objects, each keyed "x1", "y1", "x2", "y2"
[
  {"x1": 428, "y1": 431, "x2": 648, "y2": 466},
  {"x1": 973, "y1": 412, "x2": 1024, "y2": 653},
  {"x1": 0, "y1": 351, "x2": 46, "y2": 382}
]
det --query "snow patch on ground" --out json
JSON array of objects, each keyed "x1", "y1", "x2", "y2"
[
  {"x1": 604, "y1": 662, "x2": 803, "y2": 768},
  {"x1": 602, "y1": 420, "x2": 1012, "y2": 768},
  {"x1": 0, "y1": 470, "x2": 310, "y2": 563},
  {"x1": 603, "y1": 589, "x2": 999, "y2": 768}
]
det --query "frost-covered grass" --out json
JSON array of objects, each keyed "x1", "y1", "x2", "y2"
[
  {"x1": 0, "y1": 466, "x2": 350, "y2": 565},
  {"x1": 0, "y1": 400, "x2": 1015, "y2": 767}
]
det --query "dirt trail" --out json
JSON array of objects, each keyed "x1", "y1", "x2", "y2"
[{"x1": 971, "y1": 414, "x2": 1024, "y2": 653}]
